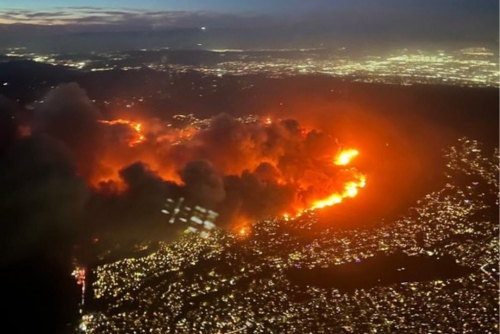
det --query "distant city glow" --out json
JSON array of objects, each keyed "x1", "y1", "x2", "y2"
[{"x1": 6, "y1": 47, "x2": 497, "y2": 87}]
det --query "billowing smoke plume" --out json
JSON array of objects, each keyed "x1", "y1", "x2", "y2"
[
  {"x1": 0, "y1": 89, "x2": 88, "y2": 264},
  {"x1": 0, "y1": 91, "x2": 88, "y2": 333},
  {"x1": 181, "y1": 160, "x2": 226, "y2": 207},
  {"x1": 33, "y1": 82, "x2": 105, "y2": 179},
  {"x1": 1, "y1": 83, "x2": 365, "y2": 243}
]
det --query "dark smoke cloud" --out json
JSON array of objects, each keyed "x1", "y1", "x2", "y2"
[
  {"x1": 0, "y1": 94, "x2": 88, "y2": 264},
  {"x1": 1, "y1": 83, "x2": 352, "y2": 244},
  {"x1": 180, "y1": 160, "x2": 226, "y2": 207},
  {"x1": 0, "y1": 95, "x2": 88, "y2": 333},
  {"x1": 0, "y1": 135, "x2": 88, "y2": 261},
  {"x1": 34, "y1": 82, "x2": 105, "y2": 179},
  {"x1": 222, "y1": 164, "x2": 296, "y2": 221},
  {"x1": 86, "y1": 162, "x2": 182, "y2": 241}
]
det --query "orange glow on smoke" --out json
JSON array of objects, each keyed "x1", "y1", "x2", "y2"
[
  {"x1": 91, "y1": 115, "x2": 366, "y2": 221},
  {"x1": 334, "y1": 149, "x2": 359, "y2": 166},
  {"x1": 89, "y1": 118, "x2": 188, "y2": 188},
  {"x1": 98, "y1": 119, "x2": 145, "y2": 147}
]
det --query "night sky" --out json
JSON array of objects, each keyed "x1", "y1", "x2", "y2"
[
  {"x1": 0, "y1": 1, "x2": 498, "y2": 52},
  {"x1": 1, "y1": 0, "x2": 498, "y2": 27}
]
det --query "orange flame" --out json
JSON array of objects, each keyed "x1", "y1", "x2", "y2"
[
  {"x1": 233, "y1": 219, "x2": 251, "y2": 238},
  {"x1": 334, "y1": 149, "x2": 359, "y2": 166},
  {"x1": 311, "y1": 175, "x2": 366, "y2": 209},
  {"x1": 97, "y1": 119, "x2": 145, "y2": 147},
  {"x1": 290, "y1": 148, "x2": 366, "y2": 217}
]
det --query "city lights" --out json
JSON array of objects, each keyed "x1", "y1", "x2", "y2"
[{"x1": 81, "y1": 138, "x2": 499, "y2": 333}]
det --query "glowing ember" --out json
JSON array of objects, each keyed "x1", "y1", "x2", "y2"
[
  {"x1": 98, "y1": 119, "x2": 145, "y2": 147},
  {"x1": 18, "y1": 125, "x2": 32, "y2": 137},
  {"x1": 334, "y1": 149, "x2": 359, "y2": 166}
]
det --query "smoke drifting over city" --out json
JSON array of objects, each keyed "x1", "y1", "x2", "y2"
[{"x1": 0, "y1": 83, "x2": 367, "y2": 245}]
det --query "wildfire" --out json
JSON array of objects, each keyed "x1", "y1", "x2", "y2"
[
  {"x1": 291, "y1": 148, "x2": 367, "y2": 217},
  {"x1": 92, "y1": 114, "x2": 366, "y2": 223},
  {"x1": 334, "y1": 149, "x2": 359, "y2": 166},
  {"x1": 233, "y1": 222, "x2": 250, "y2": 238},
  {"x1": 98, "y1": 119, "x2": 145, "y2": 147},
  {"x1": 311, "y1": 175, "x2": 366, "y2": 209}
]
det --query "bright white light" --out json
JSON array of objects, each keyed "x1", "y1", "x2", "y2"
[{"x1": 79, "y1": 322, "x2": 87, "y2": 331}]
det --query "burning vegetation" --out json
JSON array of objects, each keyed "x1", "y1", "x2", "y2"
[
  {"x1": 97, "y1": 119, "x2": 145, "y2": 147},
  {"x1": 92, "y1": 113, "x2": 367, "y2": 226},
  {"x1": 6, "y1": 83, "x2": 368, "y2": 239}
]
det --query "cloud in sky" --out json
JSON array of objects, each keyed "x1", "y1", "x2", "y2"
[
  {"x1": 0, "y1": 7, "x2": 270, "y2": 29},
  {"x1": 0, "y1": 2, "x2": 497, "y2": 45}
]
